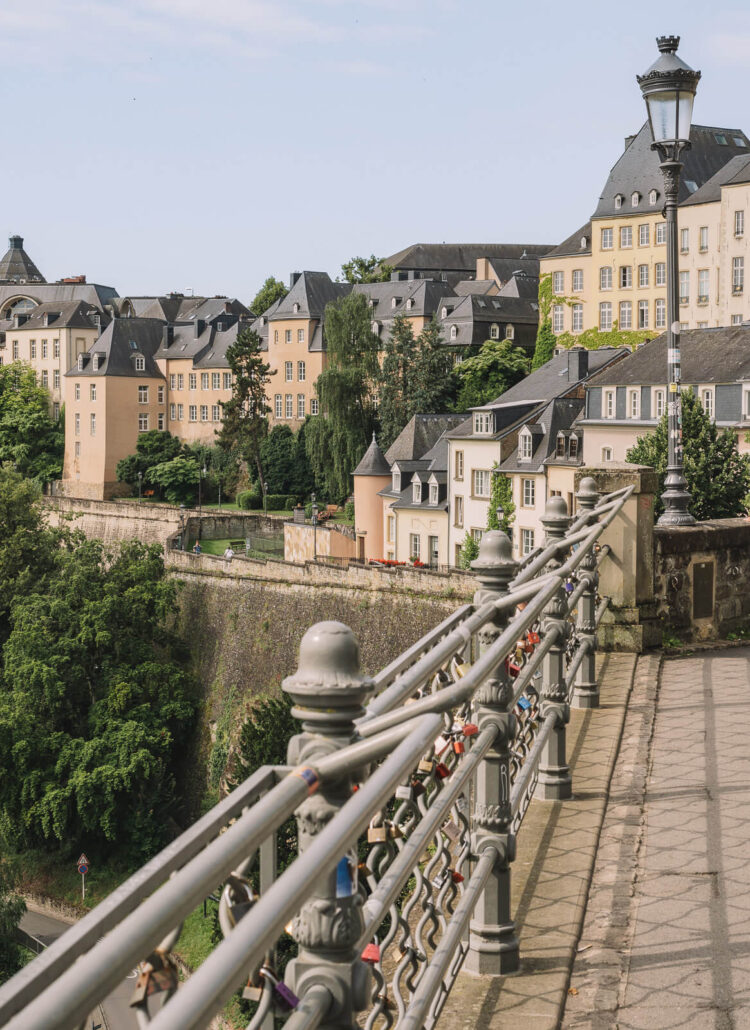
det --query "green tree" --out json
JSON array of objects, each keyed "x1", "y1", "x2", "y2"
[
  {"x1": 290, "y1": 420, "x2": 316, "y2": 499},
  {"x1": 410, "y1": 318, "x2": 456, "y2": 415},
  {"x1": 0, "y1": 539, "x2": 195, "y2": 861},
  {"x1": 378, "y1": 315, "x2": 416, "y2": 450},
  {"x1": 531, "y1": 319, "x2": 557, "y2": 371},
  {"x1": 148, "y1": 456, "x2": 201, "y2": 505},
  {"x1": 0, "y1": 363, "x2": 64, "y2": 484},
  {"x1": 115, "y1": 430, "x2": 183, "y2": 494},
  {"x1": 0, "y1": 859, "x2": 26, "y2": 984},
  {"x1": 486, "y1": 469, "x2": 515, "y2": 535},
  {"x1": 218, "y1": 326, "x2": 275, "y2": 499},
  {"x1": 260, "y1": 425, "x2": 296, "y2": 495},
  {"x1": 626, "y1": 389, "x2": 750, "y2": 520},
  {"x1": 340, "y1": 255, "x2": 393, "y2": 284},
  {"x1": 455, "y1": 339, "x2": 529, "y2": 409},
  {"x1": 306, "y1": 294, "x2": 380, "y2": 502},
  {"x1": 250, "y1": 276, "x2": 288, "y2": 316},
  {"x1": 459, "y1": 531, "x2": 480, "y2": 569}
]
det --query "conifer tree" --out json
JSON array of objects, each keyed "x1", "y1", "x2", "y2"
[
  {"x1": 378, "y1": 315, "x2": 416, "y2": 450},
  {"x1": 219, "y1": 326, "x2": 275, "y2": 498},
  {"x1": 410, "y1": 318, "x2": 456, "y2": 415},
  {"x1": 531, "y1": 319, "x2": 557, "y2": 370}
]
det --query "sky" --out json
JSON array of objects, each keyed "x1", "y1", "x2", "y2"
[{"x1": 5, "y1": 0, "x2": 750, "y2": 303}]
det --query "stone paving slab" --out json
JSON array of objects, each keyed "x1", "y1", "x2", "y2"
[
  {"x1": 563, "y1": 647, "x2": 750, "y2": 1030},
  {"x1": 440, "y1": 651, "x2": 641, "y2": 1030}
]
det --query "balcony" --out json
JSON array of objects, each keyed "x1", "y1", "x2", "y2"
[
  {"x1": 733, "y1": 285, "x2": 744, "y2": 296},
  {"x1": 697, "y1": 295, "x2": 709, "y2": 305}
]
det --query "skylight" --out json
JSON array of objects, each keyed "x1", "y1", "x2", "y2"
[
  {"x1": 685, "y1": 180, "x2": 699, "y2": 193},
  {"x1": 715, "y1": 133, "x2": 728, "y2": 146},
  {"x1": 734, "y1": 137, "x2": 747, "y2": 148}
]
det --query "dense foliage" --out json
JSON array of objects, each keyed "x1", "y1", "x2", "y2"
[
  {"x1": 0, "y1": 362, "x2": 64, "y2": 484},
  {"x1": 486, "y1": 469, "x2": 516, "y2": 535},
  {"x1": 531, "y1": 319, "x2": 556, "y2": 371},
  {"x1": 0, "y1": 859, "x2": 25, "y2": 984},
  {"x1": 459, "y1": 532, "x2": 480, "y2": 569},
  {"x1": 259, "y1": 424, "x2": 314, "y2": 499},
  {"x1": 626, "y1": 389, "x2": 750, "y2": 520},
  {"x1": 455, "y1": 339, "x2": 529, "y2": 409},
  {"x1": 340, "y1": 254, "x2": 393, "y2": 283},
  {"x1": 250, "y1": 276, "x2": 288, "y2": 316}
]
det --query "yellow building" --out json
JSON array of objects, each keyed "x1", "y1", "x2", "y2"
[{"x1": 541, "y1": 123, "x2": 750, "y2": 337}]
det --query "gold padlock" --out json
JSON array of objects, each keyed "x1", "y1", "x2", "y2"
[{"x1": 368, "y1": 825, "x2": 388, "y2": 843}]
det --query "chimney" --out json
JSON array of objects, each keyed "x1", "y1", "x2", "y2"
[
  {"x1": 163, "y1": 324, "x2": 174, "y2": 347},
  {"x1": 8, "y1": 235, "x2": 23, "y2": 250},
  {"x1": 194, "y1": 318, "x2": 206, "y2": 338},
  {"x1": 567, "y1": 345, "x2": 589, "y2": 382},
  {"x1": 290, "y1": 271, "x2": 301, "y2": 289},
  {"x1": 624, "y1": 134, "x2": 636, "y2": 150}
]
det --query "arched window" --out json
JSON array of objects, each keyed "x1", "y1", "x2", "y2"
[
  {"x1": 135, "y1": 355, "x2": 145, "y2": 371},
  {"x1": 649, "y1": 189, "x2": 658, "y2": 205},
  {"x1": 614, "y1": 194, "x2": 624, "y2": 209},
  {"x1": 441, "y1": 306, "x2": 448, "y2": 319},
  {"x1": 450, "y1": 324, "x2": 458, "y2": 340},
  {"x1": 631, "y1": 191, "x2": 641, "y2": 207},
  {"x1": 372, "y1": 321, "x2": 380, "y2": 335},
  {"x1": 506, "y1": 324, "x2": 515, "y2": 339},
  {"x1": 293, "y1": 302, "x2": 300, "y2": 313},
  {"x1": 406, "y1": 298, "x2": 414, "y2": 310},
  {"x1": 489, "y1": 324, "x2": 500, "y2": 340}
]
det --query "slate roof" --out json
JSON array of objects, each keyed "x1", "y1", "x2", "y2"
[
  {"x1": 593, "y1": 122, "x2": 750, "y2": 218},
  {"x1": 66, "y1": 318, "x2": 165, "y2": 379},
  {"x1": 584, "y1": 327, "x2": 750, "y2": 387},
  {"x1": 353, "y1": 278, "x2": 452, "y2": 320},
  {"x1": 500, "y1": 398, "x2": 584, "y2": 474},
  {"x1": 154, "y1": 312, "x2": 244, "y2": 362},
  {"x1": 383, "y1": 243, "x2": 554, "y2": 274},
  {"x1": 681, "y1": 153, "x2": 750, "y2": 206},
  {"x1": 0, "y1": 235, "x2": 45, "y2": 283},
  {"x1": 437, "y1": 292, "x2": 539, "y2": 349},
  {"x1": 453, "y1": 280, "x2": 498, "y2": 296},
  {"x1": 270, "y1": 272, "x2": 351, "y2": 320},
  {"x1": 384, "y1": 414, "x2": 467, "y2": 464},
  {"x1": 10, "y1": 300, "x2": 102, "y2": 332},
  {"x1": 250, "y1": 297, "x2": 283, "y2": 351},
  {"x1": 543, "y1": 222, "x2": 592, "y2": 259},
  {"x1": 116, "y1": 295, "x2": 250, "y2": 322},
  {"x1": 485, "y1": 257, "x2": 542, "y2": 286},
  {"x1": 353, "y1": 434, "x2": 391, "y2": 477},
  {"x1": 484, "y1": 347, "x2": 629, "y2": 406},
  {"x1": 387, "y1": 431, "x2": 453, "y2": 512},
  {"x1": 497, "y1": 272, "x2": 540, "y2": 300}
]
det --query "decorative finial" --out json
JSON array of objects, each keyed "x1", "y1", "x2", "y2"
[{"x1": 656, "y1": 35, "x2": 680, "y2": 54}]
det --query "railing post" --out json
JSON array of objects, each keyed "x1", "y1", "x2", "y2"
[
  {"x1": 464, "y1": 531, "x2": 520, "y2": 975},
  {"x1": 536, "y1": 497, "x2": 572, "y2": 801},
  {"x1": 573, "y1": 477, "x2": 600, "y2": 709},
  {"x1": 282, "y1": 621, "x2": 374, "y2": 1029}
]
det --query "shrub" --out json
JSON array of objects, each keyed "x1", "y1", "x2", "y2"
[
  {"x1": 344, "y1": 500, "x2": 355, "y2": 521},
  {"x1": 236, "y1": 489, "x2": 261, "y2": 510},
  {"x1": 265, "y1": 493, "x2": 295, "y2": 510},
  {"x1": 284, "y1": 496, "x2": 296, "y2": 511}
]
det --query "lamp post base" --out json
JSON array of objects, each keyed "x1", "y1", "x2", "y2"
[{"x1": 657, "y1": 467, "x2": 696, "y2": 526}]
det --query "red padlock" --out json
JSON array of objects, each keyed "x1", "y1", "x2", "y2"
[
  {"x1": 453, "y1": 739, "x2": 465, "y2": 755},
  {"x1": 434, "y1": 762, "x2": 451, "y2": 779},
  {"x1": 461, "y1": 723, "x2": 479, "y2": 737},
  {"x1": 505, "y1": 658, "x2": 521, "y2": 678},
  {"x1": 361, "y1": 943, "x2": 380, "y2": 963},
  {"x1": 527, "y1": 630, "x2": 540, "y2": 646},
  {"x1": 451, "y1": 871, "x2": 465, "y2": 884}
]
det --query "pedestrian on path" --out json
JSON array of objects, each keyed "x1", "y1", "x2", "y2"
[{"x1": 223, "y1": 545, "x2": 234, "y2": 564}]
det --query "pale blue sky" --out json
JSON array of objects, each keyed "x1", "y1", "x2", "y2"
[{"x1": 5, "y1": 0, "x2": 749, "y2": 302}]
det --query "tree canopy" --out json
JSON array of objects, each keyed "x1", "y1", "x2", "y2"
[
  {"x1": 626, "y1": 389, "x2": 750, "y2": 520},
  {"x1": 378, "y1": 315, "x2": 416, "y2": 451},
  {"x1": 486, "y1": 469, "x2": 516, "y2": 536},
  {"x1": 218, "y1": 326, "x2": 275, "y2": 496},
  {"x1": 0, "y1": 859, "x2": 25, "y2": 984},
  {"x1": 0, "y1": 362, "x2": 63, "y2": 484},
  {"x1": 455, "y1": 339, "x2": 529, "y2": 409},
  {"x1": 340, "y1": 255, "x2": 393, "y2": 284},
  {"x1": 147, "y1": 455, "x2": 201, "y2": 504},
  {"x1": 250, "y1": 276, "x2": 288, "y2": 316}
]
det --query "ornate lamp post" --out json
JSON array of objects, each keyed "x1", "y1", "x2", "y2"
[
  {"x1": 137, "y1": 470, "x2": 142, "y2": 503},
  {"x1": 311, "y1": 493, "x2": 319, "y2": 561},
  {"x1": 638, "y1": 36, "x2": 700, "y2": 526}
]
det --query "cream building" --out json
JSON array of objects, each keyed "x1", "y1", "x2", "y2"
[{"x1": 541, "y1": 123, "x2": 750, "y2": 337}]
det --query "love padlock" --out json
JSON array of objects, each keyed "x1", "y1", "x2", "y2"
[
  {"x1": 367, "y1": 825, "x2": 388, "y2": 843},
  {"x1": 452, "y1": 739, "x2": 465, "y2": 755},
  {"x1": 361, "y1": 942, "x2": 381, "y2": 963},
  {"x1": 462, "y1": 723, "x2": 479, "y2": 737},
  {"x1": 527, "y1": 630, "x2": 540, "y2": 646},
  {"x1": 418, "y1": 758, "x2": 434, "y2": 774},
  {"x1": 505, "y1": 658, "x2": 521, "y2": 678},
  {"x1": 434, "y1": 762, "x2": 451, "y2": 779},
  {"x1": 261, "y1": 966, "x2": 299, "y2": 1011},
  {"x1": 410, "y1": 777, "x2": 426, "y2": 797}
]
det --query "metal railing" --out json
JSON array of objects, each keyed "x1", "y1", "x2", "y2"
[{"x1": 0, "y1": 476, "x2": 630, "y2": 1030}]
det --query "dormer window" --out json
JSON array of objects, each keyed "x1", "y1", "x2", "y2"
[
  {"x1": 441, "y1": 306, "x2": 448, "y2": 318},
  {"x1": 406, "y1": 298, "x2": 414, "y2": 310},
  {"x1": 556, "y1": 433, "x2": 566, "y2": 457},
  {"x1": 631, "y1": 191, "x2": 641, "y2": 207},
  {"x1": 614, "y1": 194, "x2": 624, "y2": 209},
  {"x1": 393, "y1": 470, "x2": 401, "y2": 492},
  {"x1": 473, "y1": 412, "x2": 491, "y2": 435},
  {"x1": 92, "y1": 354, "x2": 101, "y2": 371},
  {"x1": 450, "y1": 324, "x2": 458, "y2": 340},
  {"x1": 580, "y1": 235, "x2": 588, "y2": 249},
  {"x1": 649, "y1": 189, "x2": 658, "y2": 205},
  {"x1": 135, "y1": 355, "x2": 145, "y2": 371},
  {"x1": 368, "y1": 298, "x2": 374, "y2": 308},
  {"x1": 216, "y1": 321, "x2": 223, "y2": 332},
  {"x1": 372, "y1": 321, "x2": 380, "y2": 335},
  {"x1": 391, "y1": 297, "x2": 399, "y2": 309},
  {"x1": 519, "y1": 430, "x2": 532, "y2": 459},
  {"x1": 77, "y1": 354, "x2": 84, "y2": 371},
  {"x1": 569, "y1": 434, "x2": 578, "y2": 459},
  {"x1": 489, "y1": 323, "x2": 500, "y2": 340},
  {"x1": 506, "y1": 324, "x2": 515, "y2": 339},
  {"x1": 412, "y1": 479, "x2": 421, "y2": 503},
  {"x1": 429, "y1": 482, "x2": 438, "y2": 504},
  {"x1": 293, "y1": 302, "x2": 300, "y2": 313}
]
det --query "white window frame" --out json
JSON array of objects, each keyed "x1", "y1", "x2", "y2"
[
  {"x1": 599, "y1": 266, "x2": 612, "y2": 291},
  {"x1": 212, "y1": 404, "x2": 220, "y2": 421},
  {"x1": 620, "y1": 225, "x2": 633, "y2": 248},
  {"x1": 653, "y1": 388, "x2": 665, "y2": 418},
  {"x1": 455, "y1": 450, "x2": 464, "y2": 479},
  {"x1": 454, "y1": 495, "x2": 464, "y2": 527},
  {"x1": 699, "y1": 226, "x2": 709, "y2": 251},
  {"x1": 552, "y1": 304, "x2": 564, "y2": 333},
  {"x1": 552, "y1": 271, "x2": 564, "y2": 294},
  {"x1": 212, "y1": 372, "x2": 221, "y2": 390},
  {"x1": 572, "y1": 304, "x2": 583, "y2": 332},
  {"x1": 601, "y1": 446, "x2": 613, "y2": 461},
  {"x1": 298, "y1": 360, "x2": 306, "y2": 381},
  {"x1": 138, "y1": 413, "x2": 149, "y2": 432},
  {"x1": 698, "y1": 269, "x2": 710, "y2": 303},
  {"x1": 572, "y1": 269, "x2": 583, "y2": 292},
  {"x1": 472, "y1": 470, "x2": 490, "y2": 498},
  {"x1": 599, "y1": 302, "x2": 612, "y2": 331},
  {"x1": 604, "y1": 389, "x2": 615, "y2": 418},
  {"x1": 274, "y1": 394, "x2": 282, "y2": 418},
  {"x1": 409, "y1": 534, "x2": 421, "y2": 560},
  {"x1": 638, "y1": 264, "x2": 649, "y2": 288},
  {"x1": 429, "y1": 483, "x2": 438, "y2": 505},
  {"x1": 735, "y1": 210, "x2": 745, "y2": 238},
  {"x1": 638, "y1": 300, "x2": 649, "y2": 329},
  {"x1": 649, "y1": 189, "x2": 658, "y2": 206},
  {"x1": 285, "y1": 361, "x2": 293, "y2": 381},
  {"x1": 490, "y1": 323, "x2": 500, "y2": 339},
  {"x1": 387, "y1": 516, "x2": 395, "y2": 543},
  {"x1": 619, "y1": 300, "x2": 632, "y2": 329},
  {"x1": 628, "y1": 389, "x2": 640, "y2": 419},
  {"x1": 135, "y1": 356, "x2": 145, "y2": 371},
  {"x1": 680, "y1": 227, "x2": 689, "y2": 253},
  {"x1": 655, "y1": 262, "x2": 666, "y2": 286},
  {"x1": 701, "y1": 387, "x2": 714, "y2": 418},
  {"x1": 138, "y1": 385, "x2": 148, "y2": 404},
  {"x1": 521, "y1": 529, "x2": 535, "y2": 556},
  {"x1": 522, "y1": 478, "x2": 535, "y2": 507},
  {"x1": 620, "y1": 265, "x2": 633, "y2": 289},
  {"x1": 200, "y1": 405, "x2": 208, "y2": 422},
  {"x1": 473, "y1": 412, "x2": 491, "y2": 435},
  {"x1": 297, "y1": 394, "x2": 305, "y2": 419},
  {"x1": 638, "y1": 224, "x2": 649, "y2": 246},
  {"x1": 519, "y1": 430, "x2": 533, "y2": 460},
  {"x1": 601, "y1": 228, "x2": 613, "y2": 250},
  {"x1": 680, "y1": 270, "x2": 690, "y2": 302},
  {"x1": 285, "y1": 394, "x2": 293, "y2": 419},
  {"x1": 189, "y1": 404, "x2": 197, "y2": 422},
  {"x1": 733, "y1": 256, "x2": 744, "y2": 294},
  {"x1": 655, "y1": 298, "x2": 666, "y2": 328}
]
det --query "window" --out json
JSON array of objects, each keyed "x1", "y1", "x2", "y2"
[
  {"x1": 387, "y1": 516, "x2": 395, "y2": 543},
  {"x1": 30, "y1": 340, "x2": 36, "y2": 359},
  {"x1": 655, "y1": 262, "x2": 666, "y2": 286},
  {"x1": 701, "y1": 388, "x2": 714, "y2": 418},
  {"x1": 455, "y1": 450, "x2": 464, "y2": 480},
  {"x1": 285, "y1": 394, "x2": 293, "y2": 419},
  {"x1": 520, "y1": 431, "x2": 532, "y2": 459},
  {"x1": 473, "y1": 412, "x2": 491, "y2": 435},
  {"x1": 656, "y1": 222, "x2": 666, "y2": 245},
  {"x1": 285, "y1": 361, "x2": 293, "y2": 381},
  {"x1": 429, "y1": 483, "x2": 438, "y2": 505},
  {"x1": 604, "y1": 389, "x2": 615, "y2": 418},
  {"x1": 274, "y1": 330, "x2": 279, "y2": 345},
  {"x1": 138, "y1": 413, "x2": 149, "y2": 432},
  {"x1": 310, "y1": 398, "x2": 319, "y2": 415},
  {"x1": 522, "y1": 478, "x2": 535, "y2": 507},
  {"x1": 655, "y1": 298, "x2": 666, "y2": 328},
  {"x1": 285, "y1": 330, "x2": 292, "y2": 344},
  {"x1": 699, "y1": 226, "x2": 709, "y2": 251},
  {"x1": 698, "y1": 269, "x2": 709, "y2": 303},
  {"x1": 679, "y1": 322, "x2": 689, "y2": 331},
  {"x1": 372, "y1": 321, "x2": 380, "y2": 335},
  {"x1": 158, "y1": 413, "x2": 165, "y2": 430},
  {"x1": 41, "y1": 370, "x2": 48, "y2": 387},
  {"x1": 53, "y1": 369, "x2": 60, "y2": 390},
  {"x1": 614, "y1": 194, "x2": 623, "y2": 209},
  {"x1": 731, "y1": 314, "x2": 744, "y2": 325},
  {"x1": 454, "y1": 495, "x2": 464, "y2": 527},
  {"x1": 75, "y1": 413, "x2": 80, "y2": 435},
  {"x1": 628, "y1": 389, "x2": 640, "y2": 418},
  {"x1": 297, "y1": 394, "x2": 305, "y2": 419},
  {"x1": 12, "y1": 341, "x2": 18, "y2": 359},
  {"x1": 472, "y1": 470, "x2": 490, "y2": 497},
  {"x1": 53, "y1": 339, "x2": 60, "y2": 358},
  {"x1": 409, "y1": 534, "x2": 421, "y2": 560},
  {"x1": 223, "y1": 373, "x2": 232, "y2": 390},
  {"x1": 90, "y1": 413, "x2": 96, "y2": 436},
  {"x1": 680, "y1": 270, "x2": 690, "y2": 303},
  {"x1": 649, "y1": 189, "x2": 658, "y2": 206},
  {"x1": 89, "y1": 382, "x2": 96, "y2": 401},
  {"x1": 654, "y1": 389, "x2": 665, "y2": 418},
  {"x1": 393, "y1": 470, "x2": 401, "y2": 492},
  {"x1": 680, "y1": 227, "x2": 689, "y2": 253},
  {"x1": 293, "y1": 303, "x2": 300, "y2": 314},
  {"x1": 298, "y1": 328, "x2": 305, "y2": 343},
  {"x1": 137, "y1": 385, "x2": 148, "y2": 404},
  {"x1": 41, "y1": 340, "x2": 48, "y2": 358},
  {"x1": 572, "y1": 269, "x2": 584, "y2": 292},
  {"x1": 599, "y1": 302, "x2": 612, "y2": 330},
  {"x1": 638, "y1": 300, "x2": 649, "y2": 329},
  {"x1": 638, "y1": 224, "x2": 650, "y2": 246},
  {"x1": 74, "y1": 441, "x2": 80, "y2": 458},
  {"x1": 601, "y1": 228, "x2": 613, "y2": 250},
  {"x1": 552, "y1": 304, "x2": 564, "y2": 332},
  {"x1": 698, "y1": 321, "x2": 708, "y2": 329},
  {"x1": 177, "y1": 404, "x2": 184, "y2": 420},
  {"x1": 450, "y1": 325, "x2": 458, "y2": 340},
  {"x1": 412, "y1": 479, "x2": 421, "y2": 503},
  {"x1": 631, "y1": 192, "x2": 640, "y2": 207},
  {"x1": 135, "y1": 356, "x2": 145, "y2": 371},
  {"x1": 189, "y1": 405, "x2": 197, "y2": 422},
  {"x1": 569, "y1": 435, "x2": 578, "y2": 459},
  {"x1": 620, "y1": 226, "x2": 632, "y2": 248},
  {"x1": 733, "y1": 257, "x2": 744, "y2": 294},
  {"x1": 556, "y1": 434, "x2": 565, "y2": 457},
  {"x1": 506, "y1": 324, "x2": 515, "y2": 340},
  {"x1": 298, "y1": 361, "x2": 306, "y2": 381},
  {"x1": 189, "y1": 373, "x2": 197, "y2": 390},
  {"x1": 77, "y1": 354, "x2": 84, "y2": 371},
  {"x1": 170, "y1": 403, "x2": 176, "y2": 421},
  {"x1": 601, "y1": 446, "x2": 613, "y2": 461},
  {"x1": 735, "y1": 210, "x2": 745, "y2": 237},
  {"x1": 620, "y1": 266, "x2": 632, "y2": 288},
  {"x1": 553, "y1": 271, "x2": 564, "y2": 294},
  {"x1": 638, "y1": 264, "x2": 649, "y2": 288},
  {"x1": 74, "y1": 382, "x2": 80, "y2": 401},
  {"x1": 212, "y1": 404, "x2": 220, "y2": 421},
  {"x1": 521, "y1": 529, "x2": 535, "y2": 556},
  {"x1": 619, "y1": 301, "x2": 632, "y2": 329},
  {"x1": 600, "y1": 267, "x2": 613, "y2": 290},
  {"x1": 175, "y1": 373, "x2": 183, "y2": 390},
  {"x1": 275, "y1": 394, "x2": 282, "y2": 418},
  {"x1": 170, "y1": 374, "x2": 176, "y2": 390},
  {"x1": 199, "y1": 405, "x2": 207, "y2": 422},
  {"x1": 572, "y1": 303, "x2": 583, "y2": 332},
  {"x1": 489, "y1": 324, "x2": 500, "y2": 340}
]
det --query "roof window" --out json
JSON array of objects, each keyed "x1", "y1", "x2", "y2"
[
  {"x1": 580, "y1": 235, "x2": 588, "y2": 249},
  {"x1": 129, "y1": 339, "x2": 138, "y2": 350},
  {"x1": 685, "y1": 180, "x2": 699, "y2": 193},
  {"x1": 293, "y1": 302, "x2": 300, "y2": 313},
  {"x1": 614, "y1": 194, "x2": 624, "y2": 209},
  {"x1": 649, "y1": 189, "x2": 658, "y2": 205},
  {"x1": 631, "y1": 191, "x2": 641, "y2": 207},
  {"x1": 715, "y1": 133, "x2": 728, "y2": 145},
  {"x1": 734, "y1": 137, "x2": 747, "y2": 147}
]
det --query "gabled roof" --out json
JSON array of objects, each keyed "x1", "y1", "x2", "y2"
[
  {"x1": 154, "y1": 313, "x2": 243, "y2": 363},
  {"x1": 270, "y1": 272, "x2": 351, "y2": 320},
  {"x1": 500, "y1": 397, "x2": 584, "y2": 474},
  {"x1": 0, "y1": 235, "x2": 45, "y2": 284},
  {"x1": 384, "y1": 243, "x2": 553, "y2": 273},
  {"x1": 584, "y1": 326, "x2": 750, "y2": 387},
  {"x1": 10, "y1": 300, "x2": 102, "y2": 332},
  {"x1": 66, "y1": 318, "x2": 165, "y2": 379},
  {"x1": 453, "y1": 280, "x2": 498, "y2": 296},
  {"x1": 681, "y1": 153, "x2": 750, "y2": 206},
  {"x1": 116, "y1": 295, "x2": 250, "y2": 322},
  {"x1": 352, "y1": 278, "x2": 452, "y2": 320},
  {"x1": 485, "y1": 256, "x2": 542, "y2": 286},
  {"x1": 384, "y1": 414, "x2": 467, "y2": 464},
  {"x1": 485, "y1": 347, "x2": 629, "y2": 406},
  {"x1": 543, "y1": 222, "x2": 592, "y2": 260},
  {"x1": 353, "y1": 434, "x2": 391, "y2": 477}
]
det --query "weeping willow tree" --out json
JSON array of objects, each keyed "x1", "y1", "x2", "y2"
[{"x1": 306, "y1": 293, "x2": 380, "y2": 502}]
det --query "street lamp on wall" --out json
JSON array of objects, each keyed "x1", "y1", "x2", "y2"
[
  {"x1": 311, "y1": 492, "x2": 319, "y2": 562},
  {"x1": 637, "y1": 36, "x2": 700, "y2": 526},
  {"x1": 137, "y1": 470, "x2": 142, "y2": 503}
]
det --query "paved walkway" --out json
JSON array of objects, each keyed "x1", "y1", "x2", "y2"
[{"x1": 564, "y1": 647, "x2": 750, "y2": 1029}]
